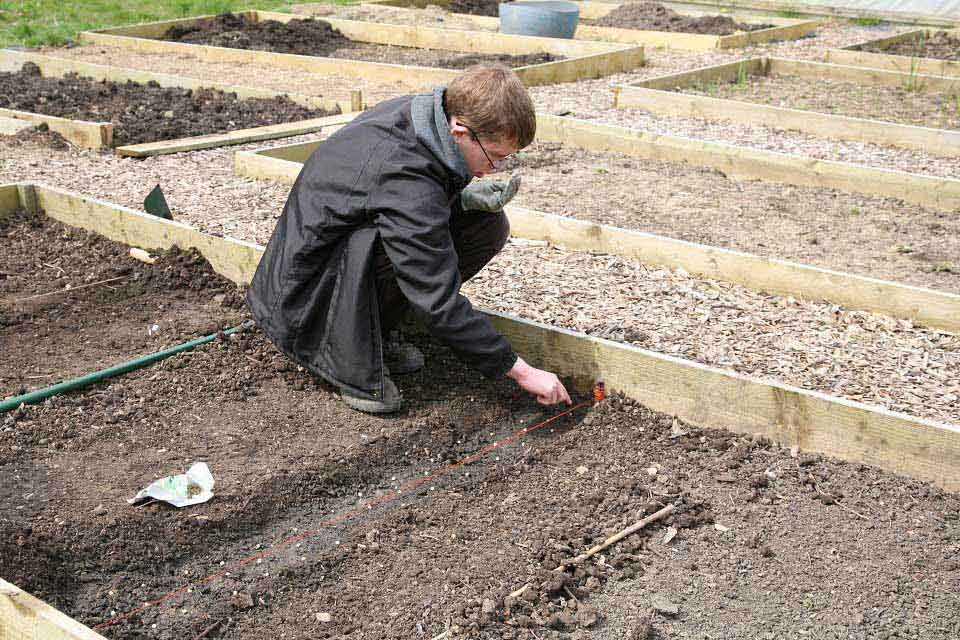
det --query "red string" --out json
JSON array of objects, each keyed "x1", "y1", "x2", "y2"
[{"x1": 93, "y1": 392, "x2": 600, "y2": 633}]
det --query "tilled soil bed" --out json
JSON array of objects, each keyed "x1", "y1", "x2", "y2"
[
  {"x1": 589, "y1": 1, "x2": 773, "y2": 35},
  {"x1": 2, "y1": 324, "x2": 958, "y2": 639},
  {"x1": 0, "y1": 207, "x2": 246, "y2": 399},
  {"x1": 682, "y1": 73, "x2": 960, "y2": 131},
  {"x1": 865, "y1": 31, "x2": 960, "y2": 62},
  {"x1": 164, "y1": 13, "x2": 561, "y2": 69},
  {"x1": 0, "y1": 63, "x2": 335, "y2": 147}
]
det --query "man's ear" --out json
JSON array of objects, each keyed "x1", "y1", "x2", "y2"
[{"x1": 448, "y1": 116, "x2": 468, "y2": 140}]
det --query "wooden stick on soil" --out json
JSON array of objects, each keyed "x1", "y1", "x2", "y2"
[
  {"x1": 565, "y1": 503, "x2": 676, "y2": 566},
  {"x1": 10, "y1": 276, "x2": 127, "y2": 305},
  {"x1": 509, "y1": 503, "x2": 677, "y2": 599}
]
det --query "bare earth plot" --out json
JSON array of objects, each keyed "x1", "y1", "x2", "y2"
[
  {"x1": 3, "y1": 135, "x2": 958, "y2": 426},
  {"x1": 43, "y1": 45, "x2": 409, "y2": 106},
  {"x1": 2, "y1": 320, "x2": 959, "y2": 639}
]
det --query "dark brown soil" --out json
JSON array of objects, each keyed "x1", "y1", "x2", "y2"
[
  {"x1": 0, "y1": 62, "x2": 334, "y2": 147},
  {"x1": 867, "y1": 31, "x2": 960, "y2": 62},
  {"x1": 162, "y1": 13, "x2": 560, "y2": 69},
  {"x1": 592, "y1": 2, "x2": 773, "y2": 35},
  {"x1": 0, "y1": 208, "x2": 246, "y2": 400},
  {"x1": 449, "y1": 0, "x2": 506, "y2": 18},
  {"x1": 2, "y1": 318, "x2": 958, "y2": 639}
]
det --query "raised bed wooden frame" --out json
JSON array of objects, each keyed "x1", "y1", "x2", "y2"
[
  {"x1": 234, "y1": 135, "x2": 960, "y2": 334},
  {"x1": 0, "y1": 50, "x2": 360, "y2": 156},
  {"x1": 653, "y1": 0, "x2": 960, "y2": 27},
  {"x1": 333, "y1": 0, "x2": 821, "y2": 50},
  {"x1": 612, "y1": 56, "x2": 960, "y2": 157},
  {"x1": 825, "y1": 28, "x2": 960, "y2": 78},
  {"x1": 76, "y1": 11, "x2": 645, "y2": 89},
  {"x1": 1, "y1": 180, "x2": 958, "y2": 637}
]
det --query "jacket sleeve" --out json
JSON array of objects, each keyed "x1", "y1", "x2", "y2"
[{"x1": 371, "y1": 164, "x2": 518, "y2": 378}]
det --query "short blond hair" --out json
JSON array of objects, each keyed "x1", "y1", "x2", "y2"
[{"x1": 444, "y1": 64, "x2": 536, "y2": 149}]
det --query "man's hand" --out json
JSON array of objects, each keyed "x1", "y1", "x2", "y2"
[
  {"x1": 460, "y1": 172, "x2": 521, "y2": 212},
  {"x1": 507, "y1": 357, "x2": 572, "y2": 406}
]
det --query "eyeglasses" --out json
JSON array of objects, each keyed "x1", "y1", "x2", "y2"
[{"x1": 463, "y1": 123, "x2": 513, "y2": 171}]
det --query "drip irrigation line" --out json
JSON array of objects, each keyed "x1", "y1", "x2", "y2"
[
  {"x1": 92, "y1": 395, "x2": 599, "y2": 634},
  {"x1": 0, "y1": 320, "x2": 255, "y2": 414}
]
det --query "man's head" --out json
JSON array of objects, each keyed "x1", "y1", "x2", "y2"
[{"x1": 444, "y1": 64, "x2": 536, "y2": 179}]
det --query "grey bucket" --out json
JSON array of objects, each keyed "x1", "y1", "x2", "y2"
[{"x1": 499, "y1": 1, "x2": 581, "y2": 39}]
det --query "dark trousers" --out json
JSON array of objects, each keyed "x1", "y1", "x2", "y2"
[{"x1": 373, "y1": 208, "x2": 510, "y2": 332}]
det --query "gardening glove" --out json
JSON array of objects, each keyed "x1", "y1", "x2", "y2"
[{"x1": 460, "y1": 172, "x2": 521, "y2": 213}]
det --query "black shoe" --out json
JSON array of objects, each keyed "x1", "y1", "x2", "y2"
[
  {"x1": 340, "y1": 374, "x2": 403, "y2": 414},
  {"x1": 383, "y1": 331, "x2": 424, "y2": 375}
]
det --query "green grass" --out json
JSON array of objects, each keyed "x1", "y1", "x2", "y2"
[
  {"x1": 0, "y1": 0, "x2": 348, "y2": 48},
  {"x1": 853, "y1": 16, "x2": 884, "y2": 27}
]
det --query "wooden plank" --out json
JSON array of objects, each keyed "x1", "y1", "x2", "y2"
[
  {"x1": 717, "y1": 18, "x2": 821, "y2": 48},
  {"x1": 115, "y1": 112, "x2": 358, "y2": 158},
  {"x1": 26, "y1": 183, "x2": 960, "y2": 491},
  {"x1": 613, "y1": 84, "x2": 960, "y2": 157},
  {"x1": 827, "y1": 29, "x2": 960, "y2": 78},
  {"x1": 78, "y1": 12, "x2": 644, "y2": 88},
  {"x1": 78, "y1": 31, "x2": 459, "y2": 89},
  {"x1": 235, "y1": 149, "x2": 312, "y2": 183},
  {"x1": 0, "y1": 116, "x2": 34, "y2": 136},
  {"x1": 504, "y1": 206, "x2": 960, "y2": 334},
  {"x1": 768, "y1": 57, "x2": 960, "y2": 93},
  {"x1": 827, "y1": 48, "x2": 960, "y2": 77},
  {"x1": 0, "y1": 183, "x2": 22, "y2": 219},
  {"x1": 632, "y1": 57, "x2": 765, "y2": 90},
  {"x1": 0, "y1": 577, "x2": 108, "y2": 640},
  {"x1": 33, "y1": 185, "x2": 263, "y2": 287},
  {"x1": 489, "y1": 312, "x2": 960, "y2": 491},
  {"x1": 656, "y1": 0, "x2": 960, "y2": 27},
  {"x1": 0, "y1": 108, "x2": 112, "y2": 149},
  {"x1": 0, "y1": 50, "x2": 350, "y2": 113},
  {"x1": 535, "y1": 114, "x2": 960, "y2": 213}
]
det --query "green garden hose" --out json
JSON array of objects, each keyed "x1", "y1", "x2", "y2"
[{"x1": 0, "y1": 320, "x2": 254, "y2": 414}]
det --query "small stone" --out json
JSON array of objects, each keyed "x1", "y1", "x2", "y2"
[
  {"x1": 315, "y1": 612, "x2": 332, "y2": 623},
  {"x1": 576, "y1": 465, "x2": 588, "y2": 475},
  {"x1": 93, "y1": 504, "x2": 107, "y2": 516},
  {"x1": 576, "y1": 603, "x2": 599, "y2": 628},
  {"x1": 231, "y1": 592, "x2": 254, "y2": 610},
  {"x1": 481, "y1": 598, "x2": 496, "y2": 615},
  {"x1": 651, "y1": 592, "x2": 679, "y2": 616},
  {"x1": 162, "y1": 110, "x2": 174, "y2": 118}
]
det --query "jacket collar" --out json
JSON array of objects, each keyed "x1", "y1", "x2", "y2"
[{"x1": 411, "y1": 86, "x2": 472, "y2": 190}]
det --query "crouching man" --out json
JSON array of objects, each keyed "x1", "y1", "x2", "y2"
[{"x1": 247, "y1": 64, "x2": 570, "y2": 413}]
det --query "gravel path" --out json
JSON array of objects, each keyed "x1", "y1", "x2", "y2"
[
  {"x1": 3, "y1": 134, "x2": 957, "y2": 426},
  {"x1": 686, "y1": 73, "x2": 960, "y2": 131},
  {"x1": 505, "y1": 143, "x2": 960, "y2": 293}
]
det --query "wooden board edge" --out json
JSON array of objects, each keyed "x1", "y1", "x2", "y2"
[
  {"x1": 825, "y1": 47, "x2": 960, "y2": 78},
  {"x1": 534, "y1": 113, "x2": 960, "y2": 213},
  {"x1": 26, "y1": 184, "x2": 960, "y2": 491},
  {"x1": 32, "y1": 184, "x2": 263, "y2": 286},
  {"x1": 504, "y1": 205, "x2": 960, "y2": 334},
  {"x1": 658, "y1": 0, "x2": 960, "y2": 26},
  {"x1": 0, "y1": 578, "x2": 108, "y2": 640},
  {"x1": 0, "y1": 108, "x2": 111, "y2": 149},
  {"x1": 767, "y1": 57, "x2": 960, "y2": 92},
  {"x1": 487, "y1": 312, "x2": 960, "y2": 491},
  {"x1": 115, "y1": 112, "x2": 359, "y2": 158},
  {"x1": 613, "y1": 84, "x2": 960, "y2": 157},
  {"x1": 0, "y1": 182, "x2": 24, "y2": 219},
  {"x1": 629, "y1": 57, "x2": 765, "y2": 90},
  {"x1": 235, "y1": 150, "x2": 306, "y2": 183}
]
